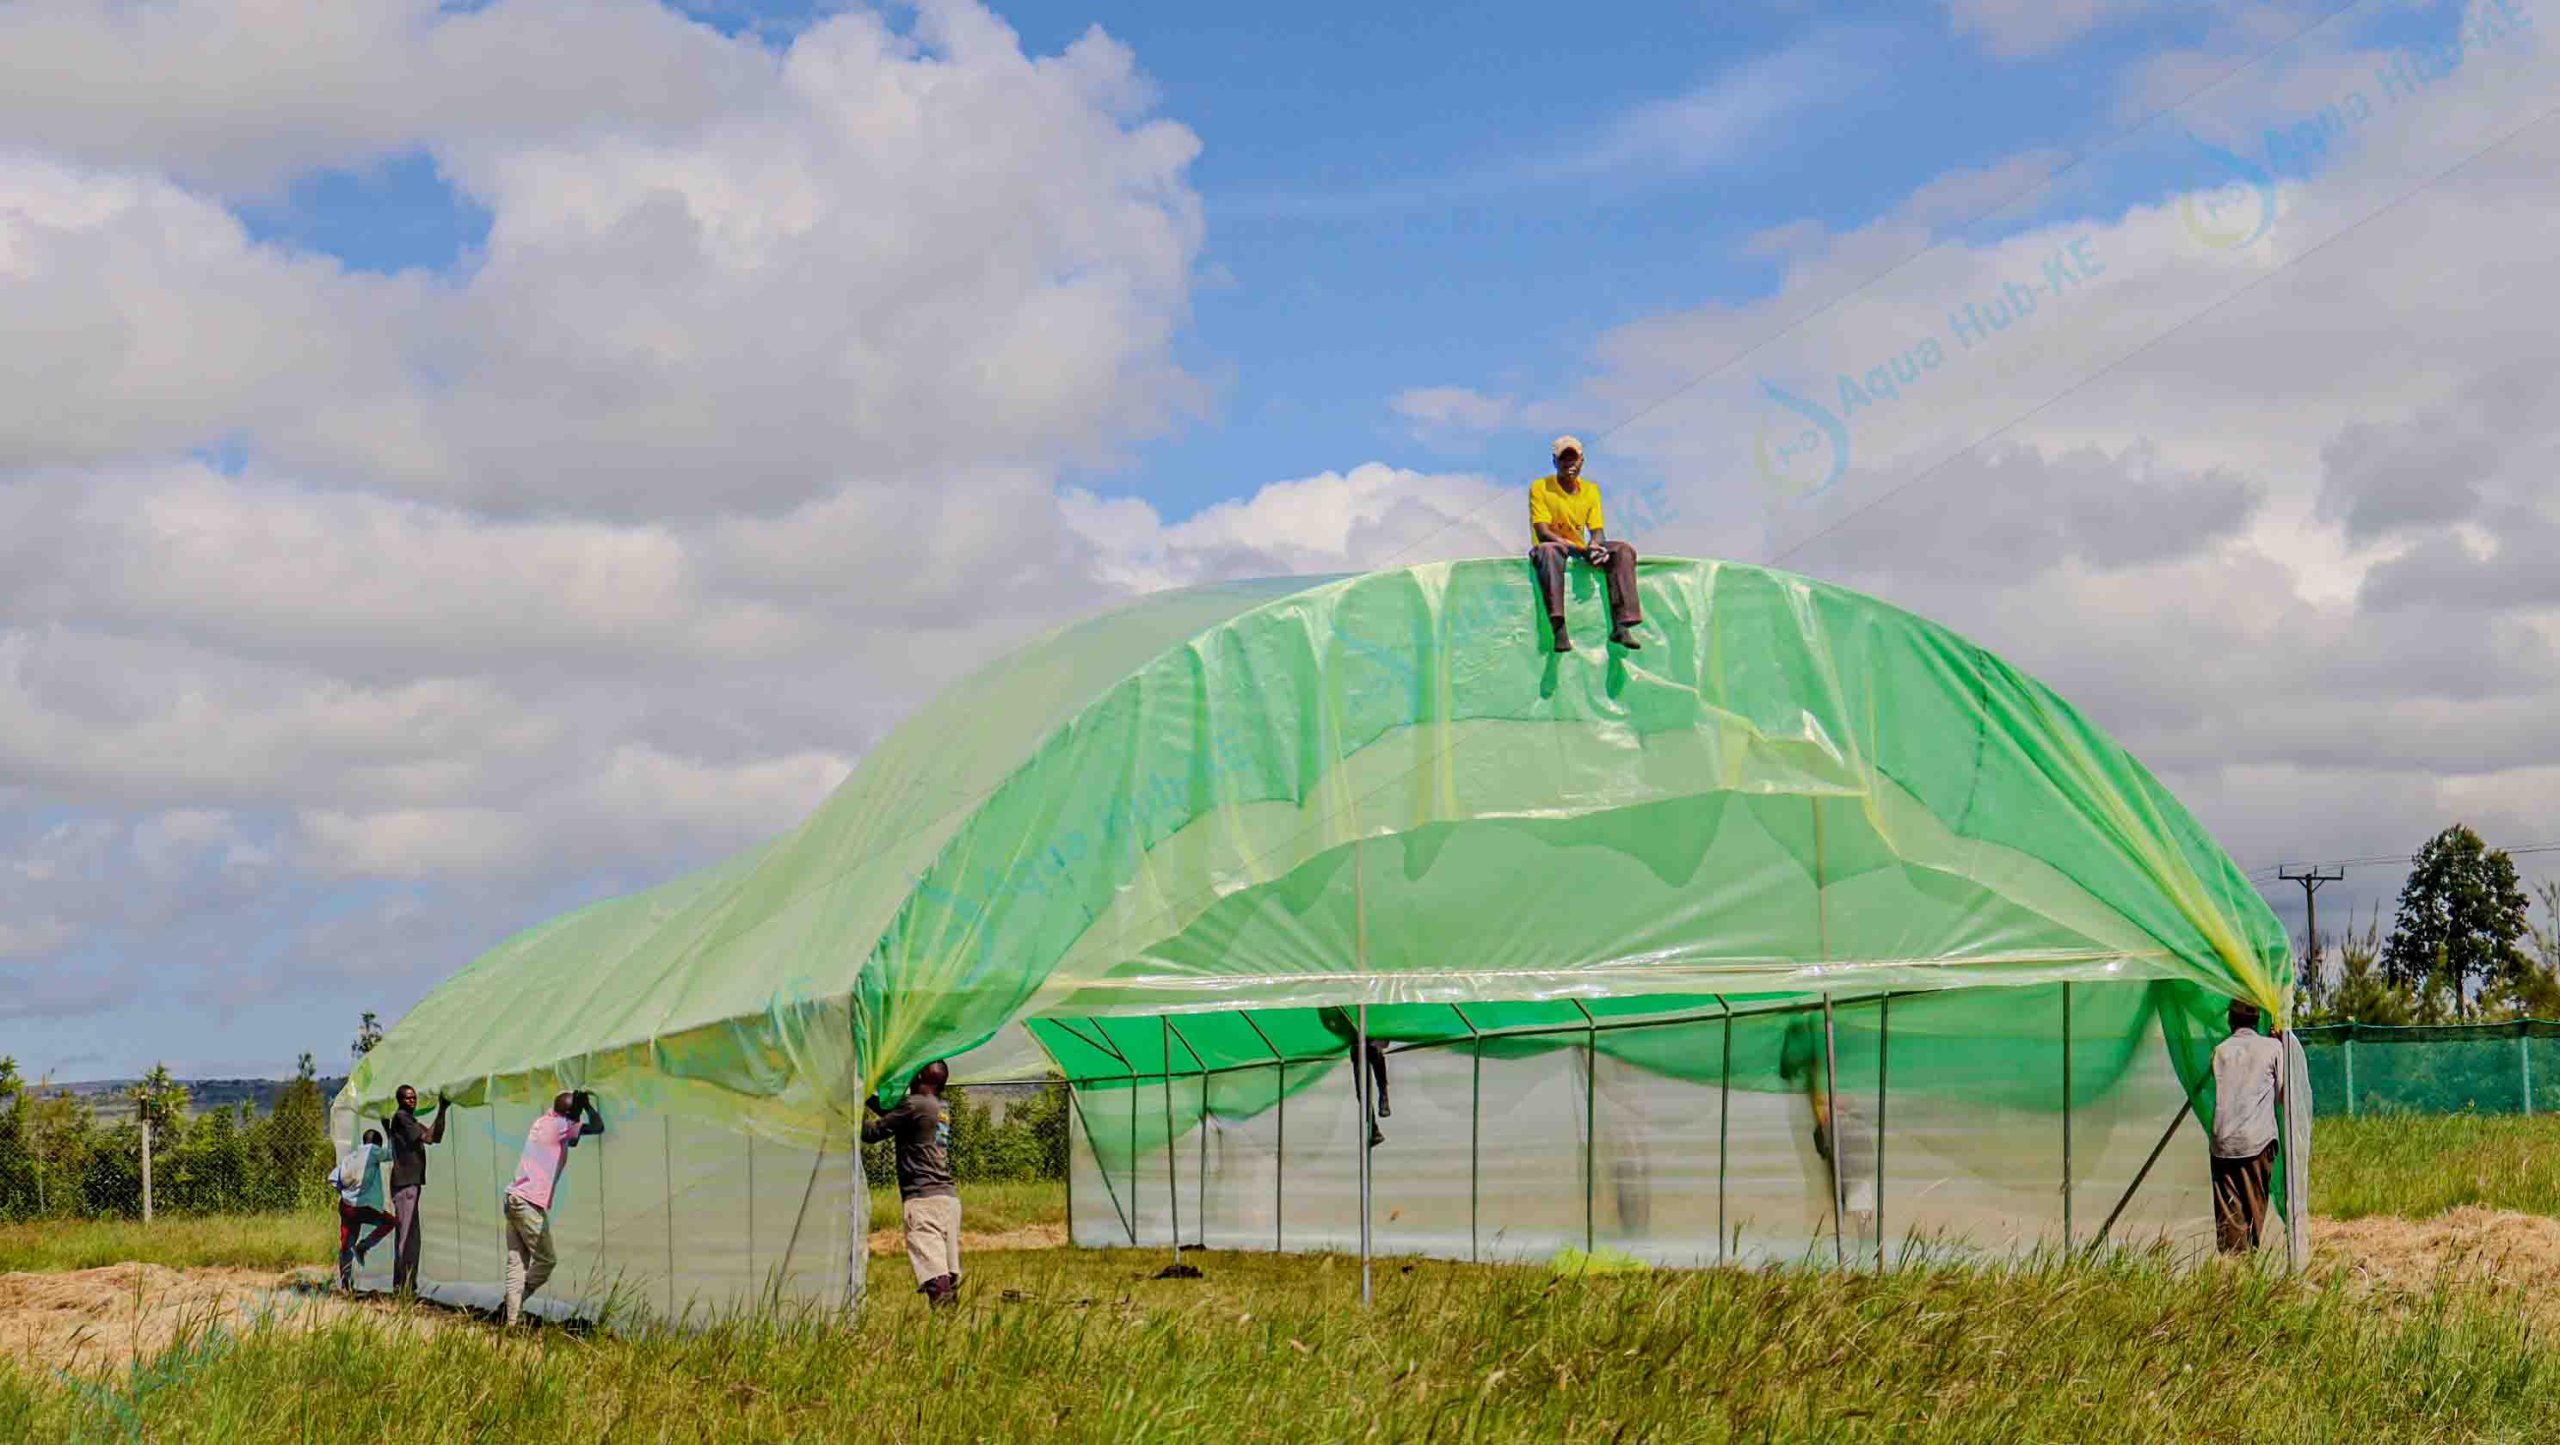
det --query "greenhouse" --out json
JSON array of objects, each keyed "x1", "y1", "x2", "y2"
[{"x1": 333, "y1": 556, "x2": 2301, "y2": 1319}]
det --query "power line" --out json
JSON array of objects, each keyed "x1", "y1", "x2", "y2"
[{"x1": 2247, "y1": 842, "x2": 2560, "y2": 881}]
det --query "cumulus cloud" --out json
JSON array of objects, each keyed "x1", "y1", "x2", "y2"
[
  {"x1": 1389, "y1": 386, "x2": 1518, "y2": 440},
  {"x1": 1063, "y1": 463, "x2": 1515, "y2": 592},
  {"x1": 0, "y1": 0, "x2": 1224, "y2": 1065},
  {"x1": 1421, "y1": 14, "x2": 2560, "y2": 937}
]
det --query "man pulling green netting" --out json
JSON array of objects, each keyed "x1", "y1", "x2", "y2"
[
  {"x1": 2209, "y1": 1000, "x2": 2286, "y2": 1254},
  {"x1": 866, "y1": 1060, "x2": 962, "y2": 1306}
]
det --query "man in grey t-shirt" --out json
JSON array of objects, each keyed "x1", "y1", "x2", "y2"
[
  {"x1": 2209, "y1": 999, "x2": 2286, "y2": 1254},
  {"x1": 864, "y1": 1060, "x2": 960, "y2": 1305}
]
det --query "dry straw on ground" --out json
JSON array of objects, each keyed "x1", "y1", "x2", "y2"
[
  {"x1": 2315, "y1": 1207, "x2": 2560, "y2": 1324},
  {"x1": 0, "y1": 1264, "x2": 438, "y2": 1379}
]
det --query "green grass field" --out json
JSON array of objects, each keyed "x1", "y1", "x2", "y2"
[
  {"x1": 8, "y1": 1116, "x2": 2560, "y2": 1442},
  {"x1": 5, "y1": 1242, "x2": 2553, "y2": 1442},
  {"x1": 2312, "y1": 1113, "x2": 2560, "y2": 1220},
  {"x1": 0, "y1": 1211, "x2": 332, "y2": 1275}
]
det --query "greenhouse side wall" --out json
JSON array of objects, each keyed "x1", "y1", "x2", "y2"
[
  {"x1": 339, "y1": 1099, "x2": 861, "y2": 1322},
  {"x1": 1066, "y1": 982, "x2": 2217, "y2": 1267}
]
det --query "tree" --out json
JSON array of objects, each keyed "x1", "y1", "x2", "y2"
[
  {"x1": 2514, "y1": 881, "x2": 2560, "y2": 1020},
  {"x1": 267, "y1": 1052, "x2": 332, "y2": 1209},
  {"x1": 0, "y1": 1057, "x2": 31, "y2": 1217},
  {"x1": 2380, "y1": 825, "x2": 2532, "y2": 1019},
  {"x1": 127, "y1": 1064, "x2": 190, "y2": 1133},
  {"x1": 2306, "y1": 911, "x2": 2409, "y2": 1027},
  {"x1": 353, "y1": 1012, "x2": 384, "y2": 1060}
]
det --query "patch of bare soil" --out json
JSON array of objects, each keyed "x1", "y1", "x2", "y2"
[
  {"x1": 2315, "y1": 1208, "x2": 2560, "y2": 1322},
  {"x1": 0, "y1": 1264, "x2": 440, "y2": 1379},
  {"x1": 866, "y1": 1223, "x2": 1068, "y2": 1256}
]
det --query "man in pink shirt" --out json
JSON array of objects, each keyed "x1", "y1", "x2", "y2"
[{"x1": 502, "y1": 1089, "x2": 605, "y2": 1326}]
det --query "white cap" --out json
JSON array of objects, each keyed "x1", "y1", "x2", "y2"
[{"x1": 1551, "y1": 435, "x2": 1584, "y2": 459}]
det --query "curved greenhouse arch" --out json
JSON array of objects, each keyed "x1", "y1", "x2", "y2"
[
  {"x1": 347, "y1": 555, "x2": 2287, "y2": 1134},
  {"x1": 338, "y1": 556, "x2": 2293, "y2": 1306}
]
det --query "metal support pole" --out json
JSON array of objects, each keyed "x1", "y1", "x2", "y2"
[
  {"x1": 2089, "y1": 1098, "x2": 2192, "y2": 1252},
  {"x1": 1274, "y1": 1061, "x2": 1287, "y2": 1251},
  {"x1": 1821, "y1": 993, "x2": 1845, "y2": 1273},
  {"x1": 1717, "y1": 1006, "x2": 1732, "y2": 1266},
  {"x1": 1454, "y1": 1004, "x2": 1482, "y2": 1264},
  {"x1": 140, "y1": 1118, "x2": 153, "y2": 1225},
  {"x1": 1875, "y1": 996, "x2": 1890, "y2": 1273},
  {"x1": 1128, "y1": 1061, "x2": 1141, "y2": 1248},
  {"x1": 1356, "y1": 1002, "x2": 1372, "y2": 1307},
  {"x1": 1163, "y1": 1016, "x2": 1181, "y2": 1268},
  {"x1": 1166, "y1": 1018, "x2": 1210, "y2": 1250},
  {"x1": 1575, "y1": 999, "x2": 1597, "y2": 1255},
  {"x1": 664, "y1": 1113, "x2": 678, "y2": 1318},
  {"x1": 1067, "y1": 1085, "x2": 1135, "y2": 1246},
  {"x1": 2523, "y1": 1030, "x2": 2535, "y2": 1117},
  {"x1": 2061, "y1": 983, "x2": 2074, "y2": 1250},
  {"x1": 2344, "y1": 1034, "x2": 2357, "y2": 1118},
  {"x1": 1242, "y1": 1011, "x2": 1286, "y2": 1255}
]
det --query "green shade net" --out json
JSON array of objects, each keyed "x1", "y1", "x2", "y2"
[
  {"x1": 2299, "y1": 1021, "x2": 2560, "y2": 1117},
  {"x1": 341, "y1": 557, "x2": 2290, "y2": 1167}
]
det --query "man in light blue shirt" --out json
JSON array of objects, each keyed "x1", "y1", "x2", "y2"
[{"x1": 330, "y1": 1127, "x2": 398, "y2": 1291}]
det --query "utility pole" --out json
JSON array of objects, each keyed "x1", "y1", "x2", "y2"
[{"x1": 2277, "y1": 865, "x2": 2345, "y2": 988}]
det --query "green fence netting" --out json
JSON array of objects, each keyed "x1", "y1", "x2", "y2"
[{"x1": 2298, "y1": 1021, "x2": 2560, "y2": 1117}]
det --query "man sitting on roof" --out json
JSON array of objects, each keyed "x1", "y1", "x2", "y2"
[
  {"x1": 866, "y1": 1060, "x2": 962, "y2": 1306},
  {"x1": 1529, "y1": 436, "x2": 1643, "y2": 654}
]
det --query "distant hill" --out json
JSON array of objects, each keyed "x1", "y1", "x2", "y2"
[{"x1": 51, "y1": 1076, "x2": 349, "y2": 1123}]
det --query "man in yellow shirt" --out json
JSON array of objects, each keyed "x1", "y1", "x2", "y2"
[{"x1": 1529, "y1": 436, "x2": 1642, "y2": 652}]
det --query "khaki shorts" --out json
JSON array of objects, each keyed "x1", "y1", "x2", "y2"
[{"x1": 903, "y1": 1194, "x2": 961, "y2": 1284}]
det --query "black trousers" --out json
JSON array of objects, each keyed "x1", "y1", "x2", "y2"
[
  {"x1": 1529, "y1": 542, "x2": 1641, "y2": 629},
  {"x1": 2211, "y1": 1143, "x2": 2276, "y2": 1253}
]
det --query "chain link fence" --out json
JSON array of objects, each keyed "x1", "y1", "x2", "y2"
[
  {"x1": 2298, "y1": 1021, "x2": 2560, "y2": 1117},
  {"x1": 859, "y1": 1081, "x2": 1071, "y2": 1191},
  {"x1": 1, "y1": 1071, "x2": 1067, "y2": 1224},
  {"x1": 0, "y1": 1070, "x2": 337, "y2": 1222}
]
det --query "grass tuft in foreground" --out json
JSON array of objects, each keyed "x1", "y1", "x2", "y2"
[{"x1": 4, "y1": 1244, "x2": 2557, "y2": 1442}]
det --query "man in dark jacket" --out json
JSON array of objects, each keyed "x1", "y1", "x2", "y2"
[
  {"x1": 864, "y1": 1060, "x2": 960, "y2": 1305},
  {"x1": 383, "y1": 1084, "x2": 450, "y2": 1296}
]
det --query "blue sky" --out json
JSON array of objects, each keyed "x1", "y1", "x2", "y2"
[
  {"x1": 8, "y1": 0, "x2": 2557, "y2": 1079},
  {"x1": 231, "y1": 0, "x2": 2326, "y2": 518}
]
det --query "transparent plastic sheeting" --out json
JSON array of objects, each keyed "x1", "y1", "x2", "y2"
[
  {"x1": 1065, "y1": 982, "x2": 2219, "y2": 1267},
  {"x1": 330, "y1": 1096, "x2": 862, "y2": 1323},
  {"x1": 331, "y1": 557, "x2": 2292, "y2": 1309}
]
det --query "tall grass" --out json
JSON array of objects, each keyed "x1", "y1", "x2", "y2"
[
  {"x1": 2313, "y1": 1113, "x2": 2560, "y2": 1219},
  {"x1": 865, "y1": 1178, "x2": 1065, "y2": 1233},
  {"x1": 4, "y1": 1245, "x2": 2554, "y2": 1441},
  {"x1": 0, "y1": 1211, "x2": 332, "y2": 1275}
]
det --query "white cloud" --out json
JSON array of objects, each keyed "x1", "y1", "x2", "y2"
[
  {"x1": 1063, "y1": 463, "x2": 1515, "y2": 592},
  {"x1": 1222, "y1": 41, "x2": 1860, "y2": 219},
  {"x1": 1940, "y1": 0, "x2": 2196, "y2": 59},
  {"x1": 1390, "y1": 386, "x2": 1517, "y2": 439},
  {"x1": 0, "y1": 0, "x2": 772, "y2": 195},
  {"x1": 0, "y1": 0, "x2": 1226, "y2": 1054},
  {"x1": 1420, "y1": 21, "x2": 2560, "y2": 933}
]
